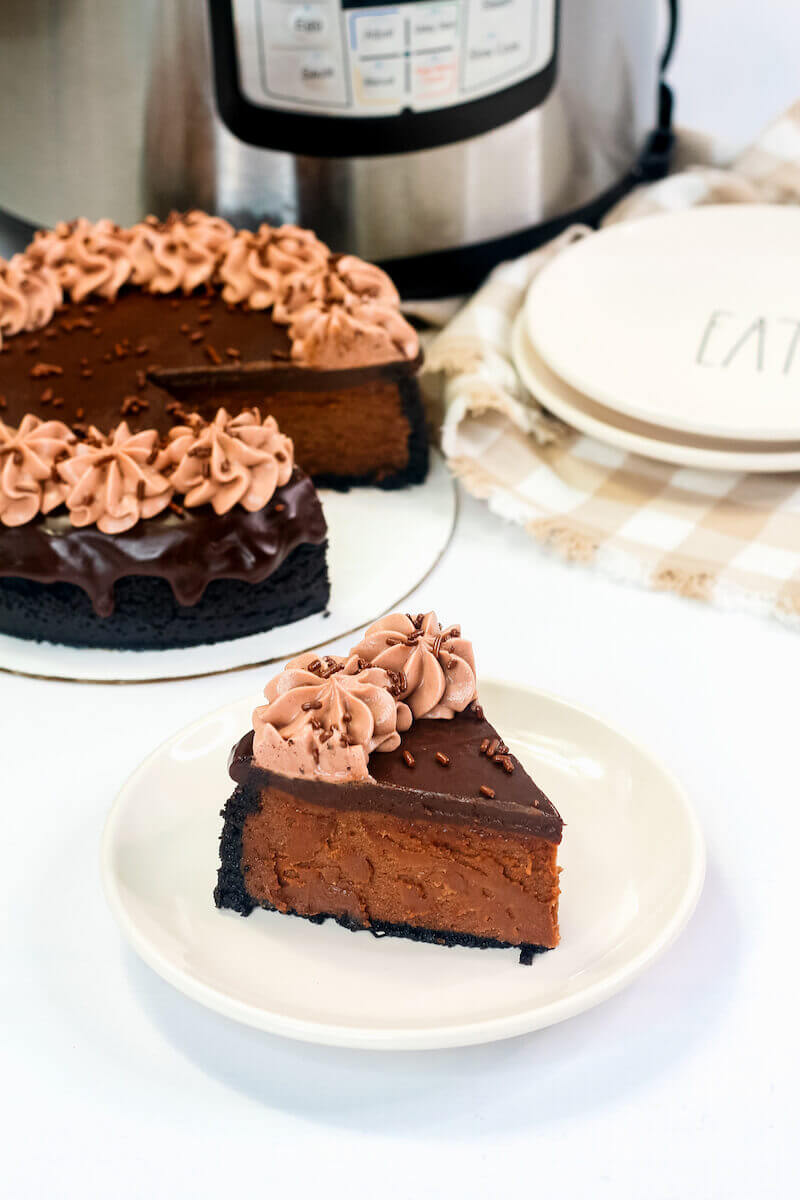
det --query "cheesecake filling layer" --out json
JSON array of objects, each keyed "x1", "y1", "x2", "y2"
[
  {"x1": 224, "y1": 712, "x2": 562, "y2": 950},
  {"x1": 238, "y1": 789, "x2": 560, "y2": 950}
]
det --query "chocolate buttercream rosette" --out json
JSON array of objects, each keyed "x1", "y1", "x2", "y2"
[
  {"x1": 250, "y1": 614, "x2": 478, "y2": 782},
  {"x1": 0, "y1": 405, "x2": 297, "y2": 531},
  {"x1": 0, "y1": 212, "x2": 419, "y2": 370}
]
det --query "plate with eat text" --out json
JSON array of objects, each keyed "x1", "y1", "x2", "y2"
[{"x1": 524, "y1": 206, "x2": 800, "y2": 443}]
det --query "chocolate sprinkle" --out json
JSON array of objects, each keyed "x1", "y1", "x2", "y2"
[
  {"x1": 29, "y1": 362, "x2": 63, "y2": 379},
  {"x1": 479, "y1": 785, "x2": 495, "y2": 799},
  {"x1": 402, "y1": 751, "x2": 415, "y2": 768},
  {"x1": 435, "y1": 752, "x2": 450, "y2": 766}
]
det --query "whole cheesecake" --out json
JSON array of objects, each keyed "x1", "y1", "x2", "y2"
[
  {"x1": 216, "y1": 613, "x2": 562, "y2": 962},
  {"x1": 0, "y1": 214, "x2": 426, "y2": 649}
]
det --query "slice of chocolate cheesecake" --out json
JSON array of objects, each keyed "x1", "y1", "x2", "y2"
[{"x1": 215, "y1": 614, "x2": 562, "y2": 962}]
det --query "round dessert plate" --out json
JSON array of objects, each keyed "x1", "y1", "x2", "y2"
[
  {"x1": 101, "y1": 680, "x2": 705, "y2": 1051},
  {"x1": 524, "y1": 206, "x2": 800, "y2": 442},
  {"x1": 511, "y1": 313, "x2": 800, "y2": 472},
  {"x1": 0, "y1": 452, "x2": 456, "y2": 683}
]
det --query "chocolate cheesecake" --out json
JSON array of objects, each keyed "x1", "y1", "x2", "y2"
[
  {"x1": 0, "y1": 214, "x2": 426, "y2": 648},
  {"x1": 216, "y1": 613, "x2": 562, "y2": 962}
]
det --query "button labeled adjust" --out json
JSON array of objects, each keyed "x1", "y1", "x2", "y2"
[{"x1": 352, "y1": 12, "x2": 405, "y2": 58}]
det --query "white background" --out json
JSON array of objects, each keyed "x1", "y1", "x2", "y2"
[{"x1": 4, "y1": 3, "x2": 800, "y2": 1198}]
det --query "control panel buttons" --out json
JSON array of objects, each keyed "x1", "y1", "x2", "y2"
[
  {"x1": 264, "y1": 47, "x2": 348, "y2": 106},
  {"x1": 412, "y1": 50, "x2": 458, "y2": 103},
  {"x1": 287, "y1": 6, "x2": 328, "y2": 43},
  {"x1": 463, "y1": 0, "x2": 535, "y2": 92},
  {"x1": 354, "y1": 57, "x2": 406, "y2": 105},
  {"x1": 233, "y1": 0, "x2": 555, "y2": 116},
  {"x1": 352, "y1": 12, "x2": 405, "y2": 58},
  {"x1": 298, "y1": 52, "x2": 343, "y2": 98},
  {"x1": 409, "y1": 3, "x2": 459, "y2": 54}
]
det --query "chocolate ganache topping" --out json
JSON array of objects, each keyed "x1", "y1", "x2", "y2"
[
  {"x1": 0, "y1": 468, "x2": 326, "y2": 616},
  {"x1": 250, "y1": 613, "x2": 476, "y2": 782}
]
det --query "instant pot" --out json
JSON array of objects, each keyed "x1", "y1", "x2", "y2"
[{"x1": 0, "y1": 1, "x2": 677, "y2": 296}]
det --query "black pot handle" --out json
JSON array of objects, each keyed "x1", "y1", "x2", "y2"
[
  {"x1": 661, "y1": 0, "x2": 680, "y2": 72},
  {"x1": 634, "y1": 0, "x2": 679, "y2": 184}
]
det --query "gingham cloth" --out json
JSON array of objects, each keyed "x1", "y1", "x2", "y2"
[{"x1": 422, "y1": 103, "x2": 800, "y2": 625}]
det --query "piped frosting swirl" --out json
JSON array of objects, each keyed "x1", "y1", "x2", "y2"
[
  {"x1": 351, "y1": 611, "x2": 477, "y2": 718},
  {"x1": 166, "y1": 408, "x2": 294, "y2": 514},
  {"x1": 0, "y1": 407, "x2": 298, "y2": 531},
  {"x1": 28, "y1": 218, "x2": 133, "y2": 303},
  {"x1": 253, "y1": 652, "x2": 413, "y2": 781},
  {"x1": 251, "y1": 614, "x2": 477, "y2": 781},
  {"x1": 0, "y1": 415, "x2": 75, "y2": 527},
  {"x1": 0, "y1": 255, "x2": 63, "y2": 341},
  {"x1": 58, "y1": 422, "x2": 174, "y2": 534},
  {"x1": 218, "y1": 223, "x2": 330, "y2": 309},
  {"x1": 127, "y1": 212, "x2": 235, "y2": 295},
  {"x1": 0, "y1": 212, "x2": 419, "y2": 366},
  {"x1": 286, "y1": 296, "x2": 419, "y2": 368}
]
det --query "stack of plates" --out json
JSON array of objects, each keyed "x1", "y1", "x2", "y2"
[{"x1": 511, "y1": 206, "x2": 800, "y2": 473}]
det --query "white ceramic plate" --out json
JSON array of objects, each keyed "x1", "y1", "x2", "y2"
[
  {"x1": 0, "y1": 452, "x2": 456, "y2": 683},
  {"x1": 101, "y1": 680, "x2": 705, "y2": 1051},
  {"x1": 512, "y1": 313, "x2": 800, "y2": 473},
  {"x1": 525, "y1": 206, "x2": 800, "y2": 442}
]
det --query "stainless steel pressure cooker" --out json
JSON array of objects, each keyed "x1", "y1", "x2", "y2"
[{"x1": 0, "y1": 1, "x2": 677, "y2": 295}]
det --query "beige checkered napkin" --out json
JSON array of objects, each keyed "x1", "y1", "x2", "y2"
[{"x1": 422, "y1": 104, "x2": 800, "y2": 626}]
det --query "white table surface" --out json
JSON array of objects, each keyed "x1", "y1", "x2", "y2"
[
  {"x1": 4, "y1": 4, "x2": 800, "y2": 1197},
  {"x1": 3, "y1": 486, "x2": 799, "y2": 1199}
]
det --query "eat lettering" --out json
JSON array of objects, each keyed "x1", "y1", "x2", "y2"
[{"x1": 696, "y1": 310, "x2": 800, "y2": 374}]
